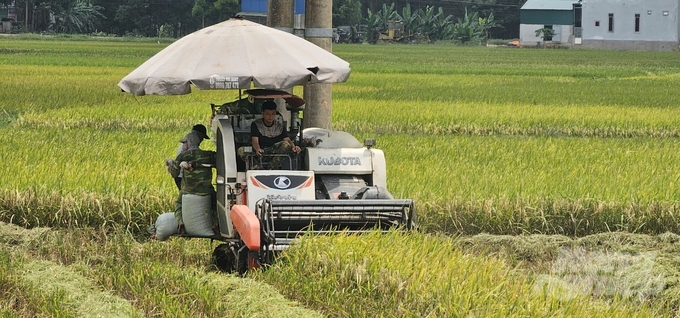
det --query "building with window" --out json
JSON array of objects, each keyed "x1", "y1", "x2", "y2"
[
  {"x1": 520, "y1": 0, "x2": 680, "y2": 51},
  {"x1": 581, "y1": 0, "x2": 679, "y2": 51}
]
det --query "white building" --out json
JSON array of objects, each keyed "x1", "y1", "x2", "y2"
[
  {"x1": 581, "y1": 0, "x2": 680, "y2": 51},
  {"x1": 520, "y1": 0, "x2": 680, "y2": 51}
]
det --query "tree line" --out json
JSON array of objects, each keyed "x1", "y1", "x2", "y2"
[
  {"x1": 2, "y1": 0, "x2": 525, "y2": 40},
  {"x1": 353, "y1": 2, "x2": 499, "y2": 44},
  {"x1": 336, "y1": 0, "x2": 526, "y2": 41}
]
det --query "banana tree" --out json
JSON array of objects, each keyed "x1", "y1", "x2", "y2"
[
  {"x1": 377, "y1": 2, "x2": 398, "y2": 31},
  {"x1": 364, "y1": 8, "x2": 382, "y2": 44},
  {"x1": 448, "y1": 8, "x2": 483, "y2": 44},
  {"x1": 416, "y1": 5, "x2": 436, "y2": 42},
  {"x1": 420, "y1": 6, "x2": 453, "y2": 43},
  {"x1": 535, "y1": 27, "x2": 555, "y2": 41},
  {"x1": 51, "y1": 0, "x2": 105, "y2": 33},
  {"x1": 396, "y1": 3, "x2": 420, "y2": 43},
  {"x1": 477, "y1": 12, "x2": 500, "y2": 43}
]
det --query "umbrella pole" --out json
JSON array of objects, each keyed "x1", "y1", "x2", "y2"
[{"x1": 299, "y1": 122, "x2": 303, "y2": 147}]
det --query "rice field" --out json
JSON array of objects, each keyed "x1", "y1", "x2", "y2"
[
  {"x1": 5, "y1": 37, "x2": 680, "y2": 235},
  {"x1": 2, "y1": 36, "x2": 680, "y2": 316}
]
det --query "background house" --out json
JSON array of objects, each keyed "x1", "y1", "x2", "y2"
[
  {"x1": 519, "y1": 0, "x2": 579, "y2": 47},
  {"x1": 581, "y1": 0, "x2": 679, "y2": 51},
  {"x1": 520, "y1": 0, "x2": 680, "y2": 51},
  {"x1": 0, "y1": 4, "x2": 18, "y2": 33}
]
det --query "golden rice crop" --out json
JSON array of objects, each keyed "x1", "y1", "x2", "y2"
[
  {"x1": 333, "y1": 97, "x2": 680, "y2": 138},
  {"x1": 0, "y1": 223, "x2": 321, "y2": 317},
  {"x1": 3, "y1": 39, "x2": 680, "y2": 237},
  {"x1": 259, "y1": 230, "x2": 654, "y2": 317}
]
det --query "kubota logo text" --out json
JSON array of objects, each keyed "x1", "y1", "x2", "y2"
[{"x1": 318, "y1": 157, "x2": 362, "y2": 165}]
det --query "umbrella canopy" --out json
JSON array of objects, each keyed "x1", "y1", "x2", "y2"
[{"x1": 118, "y1": 17, "x2": 351, "y2": 96}]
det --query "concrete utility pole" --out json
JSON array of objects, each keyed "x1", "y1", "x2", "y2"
[
  {"x1": 25, "y1": 1, "x2": 29, "y2": 32},
  {"x1": 304, "y1": 0, "x2": 333, "y2": 130},
  {"x1": 267, "y1": 0, "x2": 295, "y2": 123},
  {"x1": 267, "y1": 0, "x2": 295, "y2": 34}
]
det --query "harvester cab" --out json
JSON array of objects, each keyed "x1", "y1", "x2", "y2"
[{"x1": 185, "y1": 89, "x2": 415, "y2": 274}]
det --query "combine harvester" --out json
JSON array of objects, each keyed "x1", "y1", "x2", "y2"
[
  {"x1": 117, "y1": 17, "x2": 415, "y2": 274},
  {"x1": 206, "y1": 89, "x2": 415, "y2": 274}
]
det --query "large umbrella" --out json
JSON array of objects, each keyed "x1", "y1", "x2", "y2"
[{"x1": 118, "y1": 17, "x2": 351, "y2": 96}]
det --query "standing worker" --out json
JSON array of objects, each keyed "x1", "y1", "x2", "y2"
[
  {"x1": 169, "y1": 147, "x2": 217, "y2": 235},
  {"x1": 169, "y1": 124, "x2": 210, "y2": 190},
  {"x1": 165, "y1": 124, "x2": 214, "y2": 234}
]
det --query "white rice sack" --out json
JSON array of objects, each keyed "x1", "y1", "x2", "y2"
[
  {"x1": 182, "y1": 194, "x2": 214, "y2": 236},
  {"x1": 155, "y1": 212, "x2": 178, "y2": 241}
]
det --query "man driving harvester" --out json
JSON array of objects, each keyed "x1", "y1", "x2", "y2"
[{"x1": 237, "y1": 100, "x2": 301, "y2": 169}]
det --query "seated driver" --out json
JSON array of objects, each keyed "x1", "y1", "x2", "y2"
[{"x1": 237, "y1": 100, "x2": 301, "y2": 169}]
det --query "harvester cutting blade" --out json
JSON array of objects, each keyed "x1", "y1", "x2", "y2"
[{"x1": 256, "y1": 199, "x2": 415, "y2": 249}]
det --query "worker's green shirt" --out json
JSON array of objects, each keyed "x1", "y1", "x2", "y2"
[{"x1": 170, "y1": 149, "x2": 216, "y2": 196}]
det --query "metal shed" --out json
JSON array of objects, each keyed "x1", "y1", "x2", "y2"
[{"x1": 520, "y1": 0, "x2": 580, "y2": 46}]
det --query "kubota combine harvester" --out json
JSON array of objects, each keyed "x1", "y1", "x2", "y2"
[
  {"x1": 204, "y1": 89, "x2": 415, "y2": 274},
  {"x1": 116, "y1": 17, "x2": 415, "y2": 274}
]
